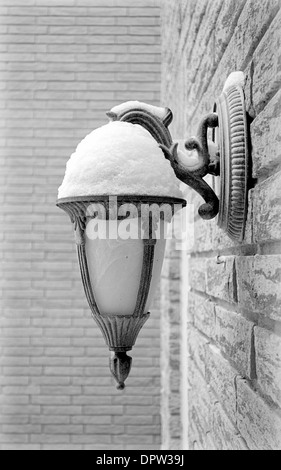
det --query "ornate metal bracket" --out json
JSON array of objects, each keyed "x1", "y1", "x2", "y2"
[
  {"x1": 160, "y1": 73, "x2": 249, "y2": 240},
  {"x1": 108, "y1": 103, "x2": 220, "y2": 221},
  {"x1": 109, "y1": 72, "x2": 249, "y2": 240}
]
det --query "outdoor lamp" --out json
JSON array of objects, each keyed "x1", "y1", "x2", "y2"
[{"x1": 57, "y1": 71, "x2": 249, "y2": 389}]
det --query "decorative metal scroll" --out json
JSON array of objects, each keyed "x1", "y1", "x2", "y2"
[{"x1": 108, "y1": 105, "x2": 220, "y2": 221}]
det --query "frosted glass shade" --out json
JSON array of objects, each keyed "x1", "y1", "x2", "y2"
[{"x1": 85, "y1": 218, "x2": 167, "y2": 316}]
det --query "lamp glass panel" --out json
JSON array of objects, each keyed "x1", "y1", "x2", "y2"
[{"x1": 85, "y1": 217, "x2": 167, "y2": 316}]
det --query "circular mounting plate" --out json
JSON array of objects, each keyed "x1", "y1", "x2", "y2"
[{"x1": 215, "y1": 84, "x2": 249, "y2": 242}]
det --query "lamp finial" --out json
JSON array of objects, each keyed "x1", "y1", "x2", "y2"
[{"x1": 110, "y1": 351, "x2": 132, "y2": 391}]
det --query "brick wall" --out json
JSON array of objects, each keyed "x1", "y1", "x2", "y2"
[
  {"x1": 161, "y1": 0, "x2": 281, "y2": 450},
  {"x1": 0, "y1": 0, "x2": 162, "y2": 450}
]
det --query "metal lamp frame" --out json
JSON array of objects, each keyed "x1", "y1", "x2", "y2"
[{"x1": 57, "y1": 195, "x2": 186, "y2": 389}]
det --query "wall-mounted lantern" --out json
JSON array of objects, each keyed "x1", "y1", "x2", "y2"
[{"x1": 57, "y1": 72, "x2": 249, "y2": 389}]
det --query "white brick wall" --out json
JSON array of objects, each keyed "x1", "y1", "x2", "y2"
[{"x1": 0, "y1": 0, "x2": 162, "y2": 450}]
